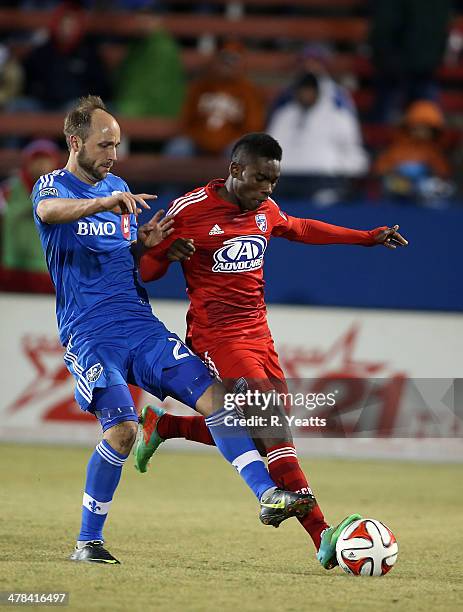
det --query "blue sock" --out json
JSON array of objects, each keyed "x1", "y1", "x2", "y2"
[
  {"x1": 205, "y1": 408, "x2": 276, "y2": 500},
  {"x1": 78, "y1": 440, "x2": 127, "y2": 543}
]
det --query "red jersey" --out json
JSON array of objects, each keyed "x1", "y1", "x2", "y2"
[{"x1": 140, "y1": 179, "x2": 382, "y2": 346}]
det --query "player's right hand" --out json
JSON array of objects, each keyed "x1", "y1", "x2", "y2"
[
  {"x1": 167, "y1": 238, "x2": 195, "y2": 262},
  {"x1": 99, "y1": 192, "x2": 157, "y2": 215}
]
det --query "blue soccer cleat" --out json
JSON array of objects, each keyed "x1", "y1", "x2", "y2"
[{"x1": 317, "y1": 513, "x2": 362, "y2": 569}]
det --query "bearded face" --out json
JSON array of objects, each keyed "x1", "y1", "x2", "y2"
[{"x1": 76, "y1": 141, "x2": 115, "y2": 182}]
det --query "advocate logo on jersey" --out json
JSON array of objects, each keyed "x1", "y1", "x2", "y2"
[
  {"x1": 212, "y1": 235, "x2": 267, "y2": 273},
  {"x1": 121, "y1": 214, "x2": 131, "y2": 240},
  {"x1": 39, "y1": 187, "x2": 59, "y2": 198},
  {"x1": 76, "y1": 221, "x2": 116, "y2": 236},
  {"x1": 255, "y1": 213, "x2": 267, "y2": 232}
]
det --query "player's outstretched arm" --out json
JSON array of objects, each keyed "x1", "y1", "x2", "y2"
[
  {"x1": 275, "y1": 215, "x2": 408, "y2": 248},
  {"x1": 36, "y1": 192, "x2": 155, "y2": 224}
]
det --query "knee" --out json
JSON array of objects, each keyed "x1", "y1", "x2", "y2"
[
  {"x1": 195, "y1": 381, "x2": 226, "y2": 416},
  {"x1": 118, "y1": 421, "x2": 138, "y2": 451},
  {"x1": 104, "y1": 420, "x2": 138, "y2": 455}
]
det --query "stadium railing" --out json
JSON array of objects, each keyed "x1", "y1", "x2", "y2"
[
  {"x1": 0, "y1": 147, "x2": 228, "y2": 184},
  {"x1": 1, "y1": 7, "x2": 462, "y2": 40},
  {"x1": 0, "y1": 118, "x2": 459, "y2": 184},
  {"x1": 2, "y1": 6, "x2": 463, "y2": 115},
  {"x1": 6, "y1": 36, "x2": 463, "y2": 114},
  {"x1": 0, "y1": 6, "x2": 461, "y2": 182},
  {"x1": 0, "y1": 9, "x2": 367, "y2": 40}
]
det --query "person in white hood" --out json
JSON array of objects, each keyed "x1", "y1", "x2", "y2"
[{"x1": 267, "y1": 72, "x2": 369, "y2": 203}]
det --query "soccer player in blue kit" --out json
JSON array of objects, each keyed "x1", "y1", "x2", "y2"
[{"x1": 32, "y1": 96, "x2": 314, "y2": 564}]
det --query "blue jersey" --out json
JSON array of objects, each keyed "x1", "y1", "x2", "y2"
[{"x1": 32, "y1": 169, "x2": 156, "y2": 345}]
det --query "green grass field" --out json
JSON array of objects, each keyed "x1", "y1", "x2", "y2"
[{"x1": 0, "y1": 444, "x2": 462, "y2": 612}]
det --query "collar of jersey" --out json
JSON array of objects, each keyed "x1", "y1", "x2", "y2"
[{"x1": 62, "y1": 168, "x2": 107, "y2": 190}]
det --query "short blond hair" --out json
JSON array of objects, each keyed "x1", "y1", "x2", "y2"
[{"x1": 63, "y1": 95, "x2": 110, "y2": 150}]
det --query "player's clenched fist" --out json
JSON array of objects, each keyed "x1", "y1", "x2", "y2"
[
  {"x1": 167, "y1": 238, "x2": 195, "y2": 262},
  {"x1": 99, "y1": 192, "x2": 157, "y2": 215}
]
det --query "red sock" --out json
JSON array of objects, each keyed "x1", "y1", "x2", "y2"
[
  {"x1": 267, "y1": 443, "x2": 328, "y2": 550},
  {"x1": 157, "y1": 413, "x2": 215, "y2": 446}
]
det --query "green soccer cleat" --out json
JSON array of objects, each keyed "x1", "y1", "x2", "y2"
[
  {"x1": 316, "y1": 513, "x2": 362, "y2": 570},
  {"x1": 134, "y1": 405, "x2": 166, "y2": 473},
  {"x1": 259, "y1": 488, "x2": 316, "y2": 528}
]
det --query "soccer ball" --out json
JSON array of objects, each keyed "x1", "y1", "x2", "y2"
[{"x1": 335, "y1": 518, "x2": 398, "y2": 576}]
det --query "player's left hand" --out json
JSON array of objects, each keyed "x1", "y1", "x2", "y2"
[
  {"x1": 167, "y1": 238, "x2": 195, "y2": 262},
  {"x1": 372, "y1": 225, "x2": 408, "y2": 249},
  {"x1": 138, "y1": 210, "x2": 175, "y2": 248}
]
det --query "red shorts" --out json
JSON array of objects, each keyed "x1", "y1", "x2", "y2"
[{"x1": 190, "y1": 336, "x2": 288, "y2": 394}]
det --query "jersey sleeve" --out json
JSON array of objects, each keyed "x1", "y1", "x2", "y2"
[
  {"x1": 268, "y1": 199, "x2": 293, "y2": 234},
  {"x1": 138, "y1": 196, "x2": 191, "y2": 282},
  {"x1": 120, "y1": 179, "x2": 130, "y2": 193},
  {"x1": 269, "y1": 199, "x2": 382, "y2": 246},
  {"x1": 31, "y1": 174, "x2": 70, "y2": 223}
]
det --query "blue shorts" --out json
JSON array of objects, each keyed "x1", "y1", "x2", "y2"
[{"x1": 63, "y1": 317, "x2": 215, "y2": 419}]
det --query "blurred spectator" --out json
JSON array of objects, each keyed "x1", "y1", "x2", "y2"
[
  {"x1": 369, "y1": 0, "x2": 452, "y2": 122},
  {"x1": 267, "y1": 72, "x2": 368, "y2": 204},
  {"x1": 0, "y1": 140, "x2": 59, "y2": 293},
  {"x1": 373, "y1": 100, "x2": 454, "y2": 206},
  {"x1": 114, "y1": 29, "x2": 184, "y2": 118},
  {"x1": 22, "y1": 1, "x2": 111, "y2": 111},
  {"x1": 269, "y1": 43, "x2": 355, "y2": 120},
  {"x1": 165, "y1": 42, "x2": 265, "y2": 156},
  {"x1": 0, "y1": 45, "x2": 24, "y2": 111}
]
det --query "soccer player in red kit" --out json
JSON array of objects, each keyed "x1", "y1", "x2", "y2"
[{"x1": 135, "y1": 133, "x2": 408, "y2": 569}]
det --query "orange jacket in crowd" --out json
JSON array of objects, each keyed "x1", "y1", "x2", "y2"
[
  {"x1": 373, "y1": 101, "x2": 451, "y2": 179},
  {"x1": 181, "y1": 73, "x2": 265, "y2": 155}
]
